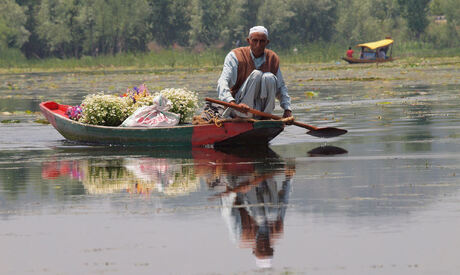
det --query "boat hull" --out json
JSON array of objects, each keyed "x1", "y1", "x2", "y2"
[
  {"x1": 39, "y1": 101, "x2": 284, "y2": 147},
  {"x1": 342, "y1": 56, "x2": 394, "y2": 64}
]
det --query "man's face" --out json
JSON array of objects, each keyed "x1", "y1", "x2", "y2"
[{"x1": 246, "y1": 32, "x2": 269, "y2": 57}]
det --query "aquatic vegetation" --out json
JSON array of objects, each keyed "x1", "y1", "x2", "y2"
[
  {"x1": 34, "y1": 118, "x2": 50, "y2": 124},
  {"x1": 305, "y1": 91, "x2": 319, "y2": 98},
  {"x1": 6, "y1": 82, "x2": 18, "y2": 90},
  {"x1": 1, "y1": 119, "x2": 20, "y2": 123}
]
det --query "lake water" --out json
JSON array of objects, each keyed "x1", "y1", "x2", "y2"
[{"x1": 1, "y1": 59, "x2": 460, "y2": 274}]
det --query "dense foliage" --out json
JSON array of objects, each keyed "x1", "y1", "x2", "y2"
[{"x1": 1, "y1": 0, "x2": 459, "y2": 60}]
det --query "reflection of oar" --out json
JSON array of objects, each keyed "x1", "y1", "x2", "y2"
[
  {"x1": 208, "y1": 173, "x2": 275, "y2": 200},
  {"x1": 205, "y1": 97, "x2": 347, "y2": 138}
]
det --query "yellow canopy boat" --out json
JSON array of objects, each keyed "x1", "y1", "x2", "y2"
[{"x1": 343, "y1": 38, "x2": 395, "y2": 64}]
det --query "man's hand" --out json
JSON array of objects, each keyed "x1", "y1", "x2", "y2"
[
  {"x1": 283, "y1": 110, "x2": 293, "y2": 125},
  {"x1": 230, "y1": 101, "x2": 250, "y2": 113},
  {"x1": 283, "y1": 110, "x2": 292, "y2": 118}
]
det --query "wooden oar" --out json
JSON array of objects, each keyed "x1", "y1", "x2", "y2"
[{"x1": 205, "y1": 97, "x2": 347, "y2": 138}]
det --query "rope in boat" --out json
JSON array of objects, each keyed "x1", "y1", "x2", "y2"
[{"x1": 193, "y1": 107, "x2": 294, "y2": 127}]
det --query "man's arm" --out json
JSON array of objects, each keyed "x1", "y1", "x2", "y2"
[
  {"x1": 275, "y1": 68, "x2": 292, "y2": 118},
  {"x1": 216, "y1": 52, "x2": 251, "y2": 113},
  {"x1": 217, "y1": 52, "x2": 238, "y2": 103}
]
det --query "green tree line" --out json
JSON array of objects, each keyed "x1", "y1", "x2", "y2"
[{"x1": 1, "y1": 0, "x2": 459, "y2": 60}]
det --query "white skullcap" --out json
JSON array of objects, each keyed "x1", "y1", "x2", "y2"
[{"x1": 249, "y1": 26, "x2": 268, "y2": 38}]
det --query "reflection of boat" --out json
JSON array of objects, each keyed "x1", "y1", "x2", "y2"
[
  {"x1": 40, "y1": 146, "x2": 293, "y2": 267},
  {"x1": 40, "y1": 147, "x2": 285, "y2": 196},
  {"x1": 39, "y1": 101, "x2": 284, "y2": 147},
  {"x1": 124, "y1": 157, "x2": 199, "y2": 196},
  {"x1": 342, "y1": 38, "x2": 395, "y2": 64}
]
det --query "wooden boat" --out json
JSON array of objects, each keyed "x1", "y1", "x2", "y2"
[
  {"x1": 342, "y1": 56, "x2": 395, "y2": 64},
  {"x1": 39, "y1": 101, "x2": 284, "y2": 147},
  {"x1": 342, "y1": 38, "x2": 395, "y2": 64}
]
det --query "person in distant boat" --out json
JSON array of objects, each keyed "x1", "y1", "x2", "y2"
[
  {"x1": 346, "y1": 47, "x2": 354, "y2": 58},
  {"x1": 217, "y1": 26, "x2": 292, "y2": 119},
  {"x1": 378, "y1": 48, "x2": 386, "y2": 59}
]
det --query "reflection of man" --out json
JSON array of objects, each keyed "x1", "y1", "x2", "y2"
[
  {"x1": 217, "y1": 26, "x2": 292, "y2": 118},
  {"x1": 219, "y1": 172, "x2": 293, "y2": 268}
]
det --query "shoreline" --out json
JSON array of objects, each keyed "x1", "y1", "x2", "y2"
[{"x1": 1, "y1": 56, "x2": 459, "y2": 75}]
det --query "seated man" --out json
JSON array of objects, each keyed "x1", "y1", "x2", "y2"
[
  {"x1": 346, "y1": 47, "x2": 354, "y2": 58},
  {"x1": 217, "y1": 26, "x2": 292, "y2": 118},
  {"x1": 378, "y1": 48, "x2": 386, "y2": 59}
]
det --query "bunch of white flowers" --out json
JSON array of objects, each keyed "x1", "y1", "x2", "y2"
[
  {"x1": 79, "y1": 92, "x2": 132, "y2": 126},
  {"x1": 155, "y1": 88, "x2": 199, "y2": 123}
]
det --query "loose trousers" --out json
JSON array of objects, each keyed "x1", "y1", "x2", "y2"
[{"x1": 225, "y1": 70, "x2": 277, "y2": 118}]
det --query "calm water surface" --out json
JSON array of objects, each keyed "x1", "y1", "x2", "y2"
[{"x1": 1, "y1": 60, "x2": 460, "y2": 274}]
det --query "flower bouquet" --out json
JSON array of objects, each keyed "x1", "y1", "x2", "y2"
[
  {"x1": 66, "y1": 105, "x2": 82, "y2": 121},
  {"x1": 66, "y1": 84, "x2": 199, "y2": 126},
  {"x1": 78, "y1": 93, "x2": 132, "y2": 126},
  {"x1": 154, "y1": 88, "x2": 199, "y2": 124}
]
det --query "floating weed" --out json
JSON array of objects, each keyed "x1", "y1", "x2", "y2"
[
  {"x1": 1, "y1": 119, "x2": 20, "y2": 124},
  {"x1": 47, "y1": 83, "x2": 59, "y2": 89},
  {"x1": 383, "y1": 91, "x2": 396, "y2": 96},
  {"x1": 34, "y1": 118, "x2": 50, "y2": 124},
  {"x1": 6, "y1": 82, "x2": 19, "y2": 90},
  {"x1": 3, "y1": 111, "x2": 41, "y2": 116},
  {"x1": 305, "y1": 91, "x2": 319, "y2": 98}
]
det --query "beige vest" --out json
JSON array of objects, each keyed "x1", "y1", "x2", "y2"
[{"x1": 230, "y1": 46, "x2": 280, "y2": 96}]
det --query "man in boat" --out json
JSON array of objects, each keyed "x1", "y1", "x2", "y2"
[
  {"x1": 217, "y1": 26, "x2": 292, "y2": 119},
  {"x1": 346, "y1": 47, "x2": 354, "y2": 58}
]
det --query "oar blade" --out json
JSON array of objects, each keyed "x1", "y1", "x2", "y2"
[{"x1": 307, "y1": 127, "x2": 348, "y2": 138}]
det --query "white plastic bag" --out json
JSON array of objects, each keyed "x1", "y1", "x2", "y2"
[{"x1": 120, "y1": 94, "x2": 180, "y2": 127}]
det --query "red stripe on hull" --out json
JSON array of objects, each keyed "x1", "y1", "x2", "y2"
[{"x1": 191, "y1": 122, "x2": 253, "y2": 146}]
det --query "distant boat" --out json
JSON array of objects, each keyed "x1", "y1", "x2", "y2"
[{"x1": 342, "y1": 38, "x2": 395, "y2": 64}]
